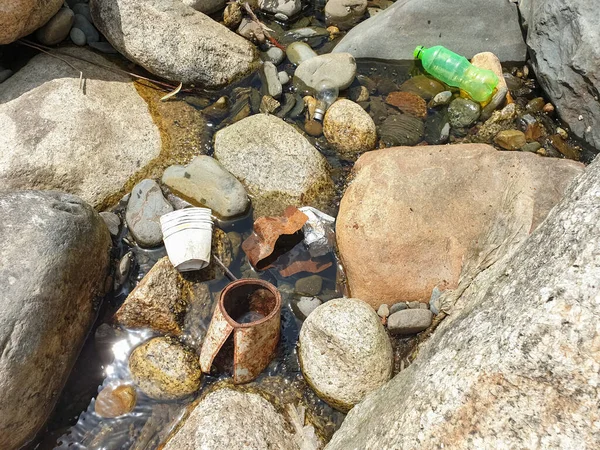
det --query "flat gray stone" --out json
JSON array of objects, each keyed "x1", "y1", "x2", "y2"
[
  {"x1": 125, "y1": 179, "x2": 173, "y2": 248},
  {"x1": 333, "y1": 0, "x2": 527, "y2": 62},
  {"x1": 162, "y1": 155, "x2": 248, "y2": 219},
  {"x1": 0, "y1": 47, "x2": 161, "y2": 209},
  {"x1": 99, "y1": 211, "x2": 120, "y2": 235},
  {"x1": 294, "y1": 53, "x2": 357, "y2": 91},
  {"x1": 262, "y1": 61, "x2": 282, "y2": 99},
  {"x1": 387, "y1": 309, "x2": 432, "y2": 335},
  {"x1": 258, "y1": 0, "x2": 301, "y2": 17},
  {"x1": 0, "y1": 191, "x2": 111, "y2": 449}
]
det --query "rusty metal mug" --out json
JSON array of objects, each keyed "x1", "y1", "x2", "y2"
[{"x1": 199, "y1": 279, "x2": 281, "y2": 384}]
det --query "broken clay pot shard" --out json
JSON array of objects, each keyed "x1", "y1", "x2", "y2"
[{"x1": 242, "y1": 206, "x2": 309, "y2": 270}]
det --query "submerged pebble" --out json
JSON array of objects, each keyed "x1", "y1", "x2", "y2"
[
  {"x1": 129, "y1": 337, "x2": 202, "y2": 400},
  {"x1": 286, "y1": 41, "x2": 318, "y2": 65},
  {"x1": 494, "y1": 129, "x2": 526, "y2": 150},
  {"x1": 448, "y1": 97, "x2": 481, "y2": 128},
  {"x1": 399, "y1": 75, "x2": 445, "y2": 100},
  {"x1": 378, "y1": 114, "x2": 424, "y2": 146},
  {"x1": 385, "y1": 91, "x2": 427, "y2": 119},
  {"x1": 95, "y1": 385, "x2": 137, "y2": 418},
  {"x1": 70, "y1": 27, "x2": 86, "y2": 46},
  {"x1": 294, "y1": 53, "x2": 357, "y2": 91}
]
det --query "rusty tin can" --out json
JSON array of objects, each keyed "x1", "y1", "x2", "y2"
[{"x1": 199, "y1": 279, "x2": 281, "y2": 384}]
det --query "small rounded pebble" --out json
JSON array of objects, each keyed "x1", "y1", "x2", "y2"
[
  {"x1": 543, "y1": 103, "x2": 555, "y2": 113},
  {"x1": 277, "y1": 71, "x2": 290, "y2": 85},
  {"x1": 95, "y1": 384, "x2": 137, "y2": 418},
  {"x1": 305, "y1": 119, "x2": 323, "y2": 136},
  {"x1": 70, "y1": 27, "x2": 87, "y2": 46},
  {"x1": 389, "y1": 302, "x2": 408, "y2": 315},
  {"x1": 377, "y1": 304, "x2": 390, "y2": 318}
]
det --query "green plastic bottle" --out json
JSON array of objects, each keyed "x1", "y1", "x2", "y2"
[{"x1": 414, "y1": 45, "x2": 499, "y2": 102}]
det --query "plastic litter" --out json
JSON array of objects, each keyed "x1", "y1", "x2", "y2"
[
  {"x1": 160, "y1": 207, "x2": 213, "y2": 272},
  {"x1": 414, "y1": 45, "x2": 499, "y2": 102},
  {"x1": 299, "y1": 206, "x2": 335, "y2": 257}
]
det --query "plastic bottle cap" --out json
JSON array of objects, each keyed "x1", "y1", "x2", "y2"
[{"x1": 414, "y1": 46, "x2": 425, "y2": 59}]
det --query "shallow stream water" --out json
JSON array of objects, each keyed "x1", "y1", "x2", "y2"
[{"x1": 10, "y1": 2, "x2": 597, "y2": 449}]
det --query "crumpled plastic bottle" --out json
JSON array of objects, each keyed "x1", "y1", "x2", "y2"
[{"x1": 414, "y1": 45, "x2": 499, "y2": 102}]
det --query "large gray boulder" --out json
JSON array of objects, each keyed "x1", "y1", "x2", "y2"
[
  {"x1": 0, "y1": 48, "x2": 161, "y2": 210},
  {"x1": 0, "y1": 0, "x2": 63, "y2": 44},
  {"x1": 333, "y1": 0, "x2": 527, "y2": 62},
  {"x1": 326, "y1": 155, "x2": 600, "y2": 448},
  {"x1": 0, "y1": 191, "x2": 111, "y2": 449},
  {"x1": 526, "y1": 0, "x2": 600, "y2": 150},
  {"x1": 90, "y1": 0, "x2": 260, "y2": 89}
]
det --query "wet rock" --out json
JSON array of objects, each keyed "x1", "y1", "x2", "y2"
[
  {"x1": 214, "y1": 114, "x2": 334, "y2": 217},
  {"x1": 336, "y1": 144, "x2": 584, "y2": 307},
  {"x1": 294, "y1": 53, "x2": 357, "y2": 91},
  {"x1": 304, "y1": 119, "x2": 323, "y2": 137},
  {"x1": 385, "y1": 91, "x2": 427, "y2": 119},
  {"x1": 299, "y1": 298, "x2": 393, "y2": 411},
  {"x1": 73, "y1": 13, "x2": 99, "y2": 43},
  {"x1": 227, "y1": 231, "x2": 242, "y2": 260},
  {"x1": 182, "y1": 0, "x2": 226, "y2": 15},
  {"x1": 100, "y1": 211, "x2": 120, "y2": 236},
  {"x1": 424, "y1": 111, "x2": 450, "y2": 145},
  {"x1": 198, "y1": 228, "x2": 234, "y2": 281},
  {"x1": 125, "y1": 179, "x2": 173, "y2": 248},
  {"x1": 237, "y1": 17, "x2": 266, "y2": 44},
  {"x1": 429, "y1": 90, "x2": 452, "y2": 108},
  {"x1": 494, "y1": 130, "x2": 526, "y2": 151},
  {"x1": 326, "y1": 148, "x2": 600, "y2": 450},
  {"x1": 323, "y1": 99, "x2": 377, "y2": 157},
  {"x1": 286, "y1": 41, "x2": 318, "y2": 65},
  {"x1": 325, "y1": 0, "x2": 367, "y2": 30},
  {"x1": 448, "y1": 98, "x2": 481, "y2": 128},
  {"x1": 95, "y1": 385, "x2": 137, "y2": 418},
  {"x1": 163, "y1": 388, "x2": 301, "y2": 449},
  {"x1": 333, "y1": 0, "x2": 526, "y2": 62},
  {"x1": 526, "y1": 0, "x2": 600, "y2": 149},
  {"x1": 0, "y1": 0, "x2": 63, "y2": 44},
  {"x1": 282, "y1": 27, "x2": 330, "y2": 47},
  {"x1": 549, "y1": 134, "x2": 580, "y2": 161},
  {"x1": 0, "y1": 191, "x2": 111, "y2": 449},
  {"x1": 474, "y1": 103, "x2": 518, "y2": 142},
  {"x1": 260, "y1": 95, "x2": 281, "y2": 114},
  {"x1": 223, "y1": 2, "x2": 243, "y2": 29},
  {"x1": 374, "y1": 77, "x2": 398, "y2": 96},
  {"x1": 162, "y1": 156, "x2": 249, "y2": 219},
  {"x1": 293, "y1": 296, "x2": 322, "y2": 320},
  {"x1": 114, "y1": 257, "x2": 197, "y2": 335},
  {"x1": 258, "y1": 0, "x2": 301, "y2": 17},
  {"x1": 295, "y1": 275, "x2": 323, "y2": 296},
  {"x1": 377, "y1": 114, "x2": 424, "y2": 147},
  {"x1": 90, "y1": 0, "x2": 259, "y2": 89},
  {"x1": 262, "y1": 62, "x2": 282, "y2": 99},
  {"x1": 70, "y1": 27, "x2": 86, "y2": 45},
  {"x1": 521, "y1": 142, "x2": 542, "y2": 153},
  {"x1": 387, "y1": 309, "x2": 432, "y2": 335},
  {"x1": 0, "y1": 48, "x2": 162, "y2": 209},
  {"x1": 263, "y1": 46, "x2": 285, "y2": 65},
  {"x1": 349, "y1": 85, "x2": 370, "y2": 102},
  {"x1": 129, "y1": 337, "x2": 202, "y2": 400},
  {"x1": 399, "y1": 75, "x2": 445, "y2": 101},
  {"x1": 35, "y1": 7, "x2": 75, "y2": 45},
  {"x1": 278, "y1": 71, "x2": 290, "y2": 85}
]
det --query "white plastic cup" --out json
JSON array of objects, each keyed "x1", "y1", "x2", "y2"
[{"x1": 160, "y1": 208, "x2": 214, "y2": 272}]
